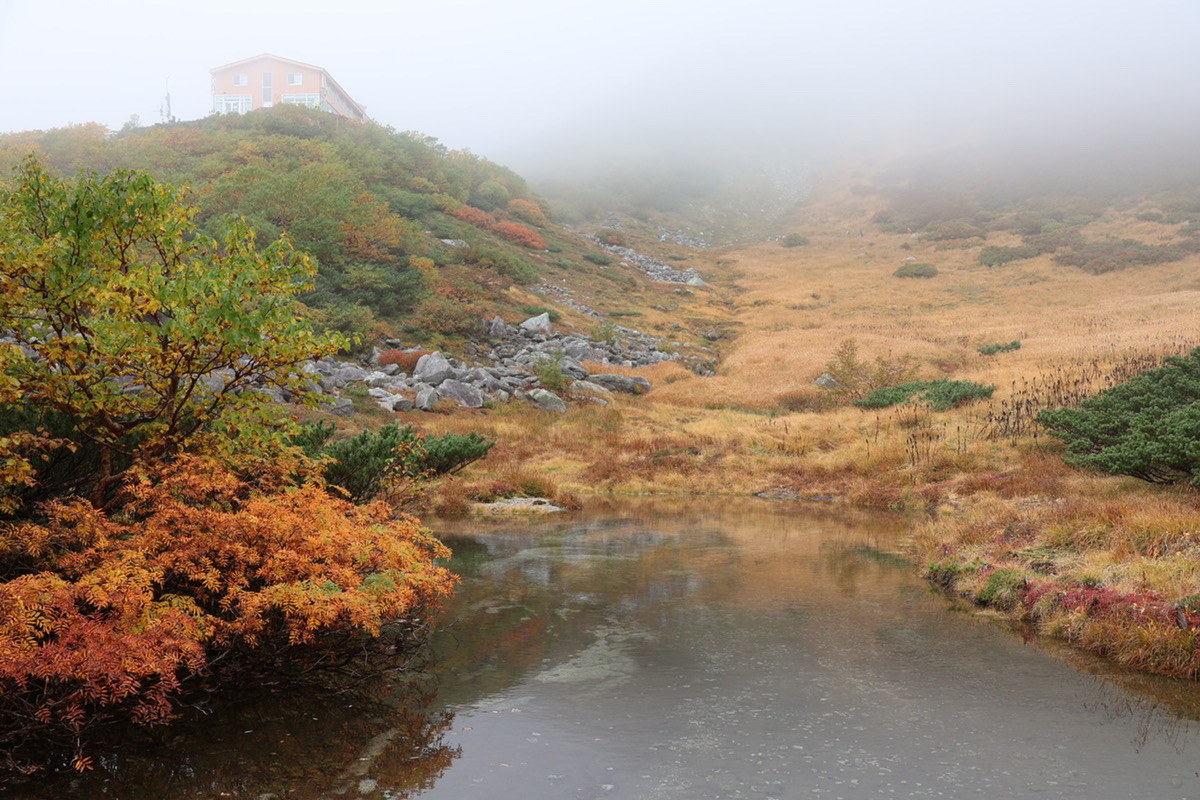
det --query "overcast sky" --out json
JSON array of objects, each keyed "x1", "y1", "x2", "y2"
[{"x1": 3, "y1": 0, "x2": 1199, "y2": 174}]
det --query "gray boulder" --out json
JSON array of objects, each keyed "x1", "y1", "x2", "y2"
[
  {"x1": 527, "y1": 388, "x2": 567, "y2": 413},
  {"x1": 489, "y1": 316, "x2": 509, "y2": 340},
  {"x1": 413, "y1": 352, "x2": 454, "y2": 386},
  {"x1": 563, "y1": 339, "x2": 594, "y2": 361},
  {"x1": 520, "y1": 313, "x2": 552, "y2": 336},
  {"x1": 327, "y1": 396, "x2": 355, "y2": 417},
  {"x1": 588, "y1": 373, "x2": 651, "y2": 394},
  {"x1": 558, "y1": 356, "x2": 589, "y2": 380},
  {"x1": 438, "y1": 378, "x2": 484, "y2": 409},
  {"x1": 335, "y1": 364, "x2": 369, "y2": 383},
  {"x1": 415, "y1": 386, "x2": 441, "y2": 411},
  {"x1": 570, "y1": 380, "x2": 614, "y2": 405}
]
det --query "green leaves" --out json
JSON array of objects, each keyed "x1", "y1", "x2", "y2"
[
  {"x1": 0, "y1": 158, "x2": 345, "y2": 508},
  {"x1": 1037, "y1": 348, "x2": 1200, "y2": 483}
]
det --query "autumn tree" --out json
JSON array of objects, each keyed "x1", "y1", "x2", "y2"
[
  {"x1": 0, "y1": 158, "x2": 337, "y2": 508},
  {"x1": 0, "y1": 160, "x2": 458, "y2": 772}
]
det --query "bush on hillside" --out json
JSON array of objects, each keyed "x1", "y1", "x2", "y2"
[
  {"x1": 978, "y1": 340, "x2": 1022, "y2": 356},
  {"x1": 978, "y1": 245, "x2": 1038, "y2": 267},
  {"x1": 782, "y1": 233, "x2": 810, "y2": 247},
  {"x1": 298, "y1": 421, "x2": 495, "y2": 502},
  {"x1": 924, "y1": 219, "x2": 986, "y2": 241},
  {"x1": 893, "y1": 262, "x2": 937, "y2": 278},
  {"x1": 492, "y1": 220, "x2": 546, "y2": 249},
  {"x1": 820, "y1": 339, "x2": 920, "y2": 404},
  {"x1": 1037, "y1": 348, "x2": 1200, "y2": 484},
  {"x1": 1053, "y1": 238, "x2": 1183, "y2": 274},
  {"x1": 595, "y1": 228, "x2": 627, "y2": 246},
  {"x1": 855, "y1": 379, "x2": 995, "y2": 411}
]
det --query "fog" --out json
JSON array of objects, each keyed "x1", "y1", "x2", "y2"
[{"x1": 3, "y1": 0, "x2": 1199, "y2": 182}]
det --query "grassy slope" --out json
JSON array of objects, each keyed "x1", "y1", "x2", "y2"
[{"x1": 417, "y1": 166, "x2": 1200, "y2": 680}]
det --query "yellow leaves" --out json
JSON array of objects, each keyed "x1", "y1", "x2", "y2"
[{"x1": 0, "y1": 451, "x2": 457, "y2": 759}]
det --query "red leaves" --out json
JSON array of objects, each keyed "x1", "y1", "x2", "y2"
[
  {"x1": 450, "y1": 206, "x2": 545, "y2": 248},
  {"x1": 0, "y1": 455, "x2": 457, "y2": 767},
  {"x1": 449, "y1": 206, "x2": 497, "y2": 228},
  {"x1": 491, "y1": 221, "x2": 545, "y2": 250}
]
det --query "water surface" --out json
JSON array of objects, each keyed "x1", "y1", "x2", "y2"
[{"x1": 18, "y1": 499, "x2": 1200, "y2": 799}]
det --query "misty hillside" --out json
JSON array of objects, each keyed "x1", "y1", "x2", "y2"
[
  {"x1": 4, "y1": 103, "x2": 1200, "y2": 364},
  {"x1": 0, "y1": 106, "x2": 724, "y2": 362}
]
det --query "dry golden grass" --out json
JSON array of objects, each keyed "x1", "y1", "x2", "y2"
[{"x1": 404, "y1": 180, "x2": 1200, "y2": 678}]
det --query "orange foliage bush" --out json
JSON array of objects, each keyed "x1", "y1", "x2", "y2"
[
  {"x1": 492, "y1": 221, "x2": 546, "y2": 249},
  {"x1": 508, "y1": 198, "x2": 547, "y2": 226},
  {"x1": 449, "y1": 206, "x2": 496, "y2": 228},
  {"x1": 379, "y1": 348, "x2": 432, "y2": 372},
  {"x1": 0, "y1": 454, "x2": 457, "y2": 770}
]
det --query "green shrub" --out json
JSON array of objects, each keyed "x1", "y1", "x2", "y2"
[
  {"x1": 977, "y1": 568, "x2": 1027, "y2": 611},
  {"x1": 855, "y1": 379, "x2": 995, "y2": 411},
  {"x1": 1053, "y1": 238, "x2": 1182, "y2": 274},
  {"x1": 978, "y1": 340, "x2": 1022, "y2": 356},
  {"x1": 821, "y1": 339, "x2": 919, "y2": 404},
  {"x1": 591, "y1": 320, "x2": 619, "y2": 346},
  {"x1": 583, "y1": 252, "x2": 615, "y2": 265},
  {"x1": 893, "y1": 262, "x2": 937, "y2": 278},
  {"x1": 469, "y1": 180, "x2": 510, "y2": 212},
  {"x1": 782, "y1": 233, "x2": 810, "y2": 247},
  {"x1": 297, "y1": 422, "x2": 495, "y2": 502},
  {"x1": 978, "y1": 245, "x2": 1038, "y2": 267},
  {"x1": 595, "y1": 228, "x2": 627, "y2": 246},
  {"x1": 535, "y1": 354, "x2": 569, "y2": 392},
  {"x1": 925, "y1": 219, "x2": 985, "y2": 241},
  {"x1": 1036, "y1": 347, "x2": 1200, "y2": 484}
]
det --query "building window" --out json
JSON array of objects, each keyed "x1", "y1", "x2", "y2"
[
  {"x1": 213, "y1": 95, "x2": 252, "y2": 114},
  {"x1": 281, "y1": 94, "x2": 320, "y2": 108},
  {"x1": 233, "y1": 73, "x2": 248, "y2": 86},
  {"x1": 288, "y1": 72, "x2": 303, "y2": 85},
  {"x1": 262, "y1": 72, "x2": 272, "y2": 106}
]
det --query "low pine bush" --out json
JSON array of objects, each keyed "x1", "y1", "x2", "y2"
[
  {"x1": 978, "y1": 245, "x2": 1038, "y2": 267},
  {"x1": 978, "y1": 340, "x2": 1022, "y2": 356},
  {"x1": 856, "y1": 379, "x2": 995, "y2": 411},
  {"x1": 893, "y1": 262, "x2": 937, "y2": 278},
  {"x1": 296, "y1": 422, "x2": 496, "y2": 502},
  {"x1": 1037, "y1": 347, "x2": 1200, "y2": 484}
]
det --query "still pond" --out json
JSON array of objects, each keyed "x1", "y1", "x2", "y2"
[{"x1": 19, "y1": 499, "x2": 1200, "y2": 799}]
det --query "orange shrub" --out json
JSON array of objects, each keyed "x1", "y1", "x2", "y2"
[
  {"x1": 492, "y1": 220, "x2": 546, "y2": 249},
  {"x1": 0, "y1": 455, "x2": 457, "y2": 771},
  {"x1": 379, "y1": 348, "x2": 432, "y2": 372},
  {"x1": 450, "y1": 206, "x2": 496, "y2": 228},
  {"x1": 508, "y1": 198, "x2": 547, "y2": 226}
]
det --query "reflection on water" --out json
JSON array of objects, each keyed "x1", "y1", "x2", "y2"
[{"x1": 16, "y1": 499, "x2": 1200, "y2": 798}]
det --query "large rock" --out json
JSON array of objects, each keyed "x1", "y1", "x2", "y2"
[
  {"x1": 588, "y1": 373, "x2": 651, "y2": 394},
  {"x1": 527, "y1": 388, "x2": 567, "y2": 413},
  {"x1": 520, "y1": 313, "x2": 552, "y2": 336},
  {"x1": 570, "y1": 380, "x2": 614, "y2": 405},
  {"x1": 415, "y1": 386, "x2": 441, "y2": 411},
  {"x1": 488, "y1": 316, "x2": 509, "y2": 340},
  {"x1": 413, "y1": 352, "x2": 454, "y2": 386},
  {"x1": 558, "y1": 356, "x2": 589, "y2": 380},
  {"x1": 563, "y1": 339, "x2": 594, "y2": 361},
  {"x1": 334, "y1": 364, "x2": 369, "y2": 383},
  {"x1": 326, "y1": 396, "x2": 355, "y2": 417},
  {"x1": 438, "y1": 378, "x2": 484, "y2": 409}
]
